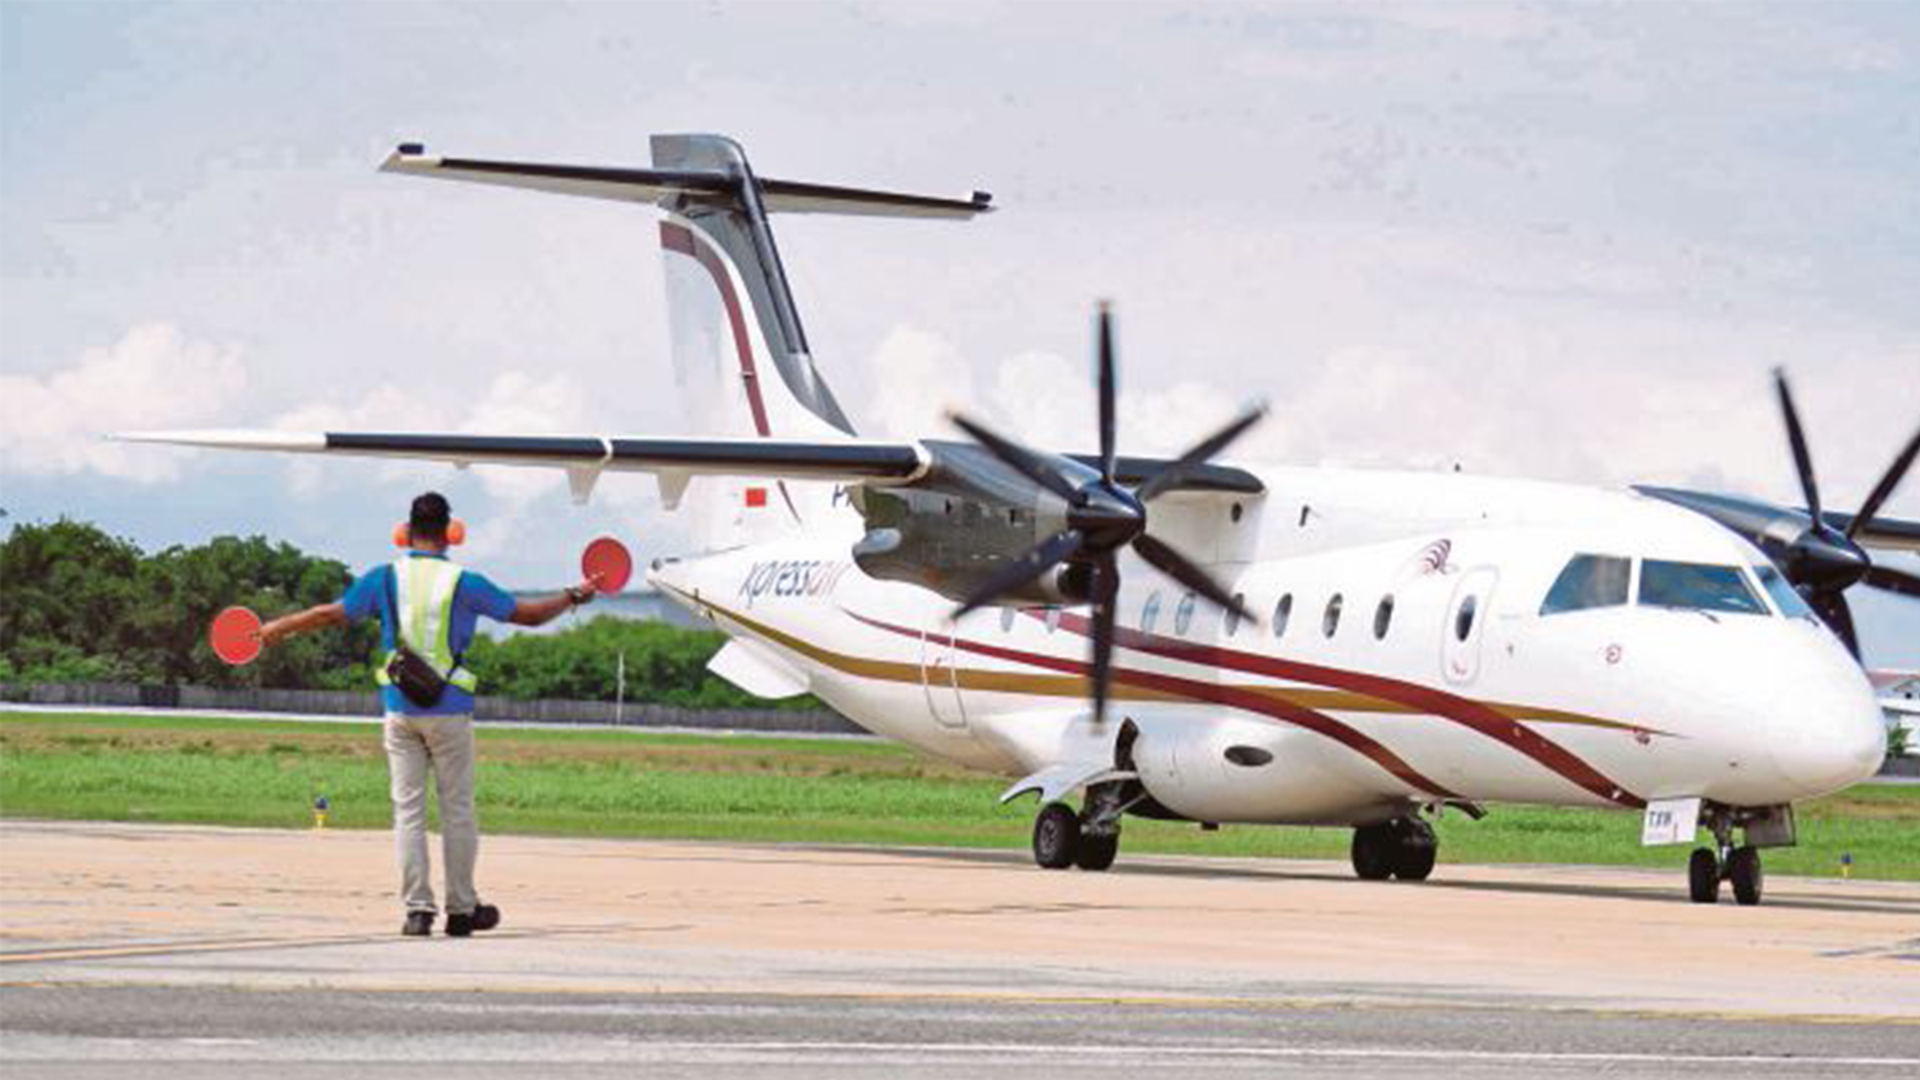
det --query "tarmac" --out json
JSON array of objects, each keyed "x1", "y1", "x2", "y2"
[{"x1": 2, "y1": 819, "x2": 1918, "y2": 1077}]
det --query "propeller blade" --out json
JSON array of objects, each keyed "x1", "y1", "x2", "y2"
[
  {"x1": 1135, "y1": 404, "x2": 1269, "y2": 503},
  {"x1": 1131, "y1": 532, "x2": 1255, "y2": 624},
  {"x1": 1849, "y1": 428, "x2": 1920, "y2": 542},
  {"x1": 1087, "y1": 551, "x2": 1120, "y2": 727},
  {"x1": 953, "y1": 529, "x2": 1085, "y2": 617},
  {"x1": 1773, "y1": 369, "x2": 1823, "y2": 527},
  {"x1": 1863, "y1": 563, "x2": 1920, "y2": 601},
  {"x1": 949, "y1": 412, "x2": 1085, "y2": 505},
  {"x1": 1808, "y1": 588, "x2": 1859, "y2": 658},
  {"x1": 1097, "y1": 303, "x2": 1118, "y2": 486}
]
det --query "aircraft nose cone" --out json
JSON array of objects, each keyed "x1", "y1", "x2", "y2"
[{"x1": 1769, "y1": 671, "x2": 1887, "y2": 796}]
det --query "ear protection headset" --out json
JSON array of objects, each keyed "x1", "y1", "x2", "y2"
[{"x1": 392, "y1": 520, "x2": 466, "y2": 547}]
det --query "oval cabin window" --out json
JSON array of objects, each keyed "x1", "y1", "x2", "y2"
[
  {"x1": 1174, "y1": 593, "x2": 1197, "y2": 636},
  {"x1": 1374, "y1": 595, "x2": 1394, "y2": 640},
  {"x1": 1323, "y1": 593, "x2": 1344, "y2": 638},
  {"x1": 1140, "y1": 591, "x2": 1162, "y2": 634},
  {"x1": 1224, "y1": 593, "x2": 1245, "y2": 637},
  {"x1": 1273, "y1": 593, "x2": 1293, "y2": 638}
]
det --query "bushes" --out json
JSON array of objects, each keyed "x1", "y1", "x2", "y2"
[
  {"x1": 463, "y1": 617, "x2": 813, "y2": 709},
  {"x1": 1, "y1": 519, "x2": 792, "y2": 708}
]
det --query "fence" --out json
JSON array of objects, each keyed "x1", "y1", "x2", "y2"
[{"x1": 0, "y1": 681, "x2": 868, "y2": 736}]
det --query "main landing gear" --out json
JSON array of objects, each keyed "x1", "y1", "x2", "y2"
[
  {"x1": 1032, "y1": 788, "x2": 1126, "y2": 872},
  {"x1": 1350, "y1": 817, "x2": 1437, "y2": 882},
  {"x1": 1689, "y1": 813, "x2": 1764, "y2": 906}
]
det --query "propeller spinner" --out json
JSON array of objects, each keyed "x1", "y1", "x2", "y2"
[
  {"x1": 1770, "y1": 369, "x2": 1920, "y2": 655},
  {"x1": 949, "y1": 303, "x2": 1265, "y2": 725}
]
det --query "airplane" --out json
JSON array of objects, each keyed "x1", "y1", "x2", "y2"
[{"x1": 124, "y1": 134, "x2": 1920, "y2": 906}]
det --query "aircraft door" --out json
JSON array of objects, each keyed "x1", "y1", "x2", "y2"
[
  {"x1": 1442, "y1": 567, "x2": 1498, "y2": 686},
  {"x1": 920, "y1": 624, "x2": 969, "y2": 730}
]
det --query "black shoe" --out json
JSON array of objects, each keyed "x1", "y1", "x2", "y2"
[
  {"x1": 402, "y1": 911, "x2": 434, "y2": 937},
  {"x1": 446, "y1": 903, "x2": 500, "y2": 938}
]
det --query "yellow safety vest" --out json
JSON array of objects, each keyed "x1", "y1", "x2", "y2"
[{"x1": 372, "y1": 556, "x2": 479, "y2": 693}]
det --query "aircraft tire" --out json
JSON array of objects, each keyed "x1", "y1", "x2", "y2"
[
  {"x1": 1074, "y1": 831, "x2": 1119, "y2": 872},
  {"x1": 1728, "y1": 845, "x2": 1763, "y2": 906},
  {"x1": 1687, "y1": 847, "x2": 1720, "y2": 904},
  {"x1": 1350, "y1": 824, "x2": 1396, "y2": 881},
  {"x1": 1033, "y1": 802, "x2": 1081, "y2": 870},
  {"x1": 1391, "y1": 833, "x2": 1437, "y2": 881}
]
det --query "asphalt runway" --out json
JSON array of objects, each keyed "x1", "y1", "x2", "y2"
[{"x1": 3, "y1": 821, "x2": 1917, "y2": 1078}]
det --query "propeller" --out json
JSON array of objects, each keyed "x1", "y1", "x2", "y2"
[
  {"x1": 951, "y1": 303, "x2": 1265, "y2": 725},
  {"x1": 1770, "y1": 369, "x2": 1920, "y2": 655}
]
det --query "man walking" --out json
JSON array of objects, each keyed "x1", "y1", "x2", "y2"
[{"x1": 256, "y1": 492, "x2": 598, "y2": 937}]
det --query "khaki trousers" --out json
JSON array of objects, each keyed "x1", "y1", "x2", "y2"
[{"x1": 382, "y1": 712, "x2": 479, "y2": 916}]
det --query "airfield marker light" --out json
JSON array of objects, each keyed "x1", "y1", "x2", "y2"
[
  {"x1": 1840, "y1": 852, "x2": 1852, "y2": 879},
  {"x1": 313, "y1": 795, "x2": 330, "y2": 830}
]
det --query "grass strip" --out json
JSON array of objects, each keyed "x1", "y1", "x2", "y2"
[{"x1": 3, "y1": 711, "x2": 1915, "y2": 878}]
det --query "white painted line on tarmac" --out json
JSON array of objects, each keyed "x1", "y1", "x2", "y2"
[{"x1": 561, "y1": 1041, "x2": 1920, "y2": 1066}]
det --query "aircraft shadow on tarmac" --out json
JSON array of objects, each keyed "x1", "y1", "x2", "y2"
[{"x1": 788, "y1": 843, "x2": 1920, "y2": 918}]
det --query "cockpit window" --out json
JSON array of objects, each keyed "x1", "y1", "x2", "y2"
[
  {"x1": 1638, "y1": 560, "x2": 1767, "y2": 615},
  {"x1": 1540, "y1": 554, "x2": 1631, "y2": 615},
  {"x1": 1752, "y1": 565, "x2": 1814, "y2": 620}
]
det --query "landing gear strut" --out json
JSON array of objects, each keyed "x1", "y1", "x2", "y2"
[
  {"x1": 1688, "y1": 811, "x2": 1764, "y2": 906},
  {"x1": 1350, "y1": 817, "x2": 1437, "y2": 882}
]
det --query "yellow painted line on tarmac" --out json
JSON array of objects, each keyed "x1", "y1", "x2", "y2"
[{"x1": 1, "y1": 976, "x2": 1914, "y2": 1028}]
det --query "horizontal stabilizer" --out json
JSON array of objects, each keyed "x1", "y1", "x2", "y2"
[{"x1": 380, "y1": 145, "x2": 992, "y2": 220}]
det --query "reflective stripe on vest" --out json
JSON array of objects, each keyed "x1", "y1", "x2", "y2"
[{"x1": 373, "y1": 557, "x2": 479, "y2": 693}]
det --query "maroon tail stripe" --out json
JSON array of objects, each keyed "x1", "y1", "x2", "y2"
[
  {"x1": 1057, "y1": 612, "x2": 1644, "y2": 809},
  {"x1": 854, "y1": 613, "x2": 1459, "y2": 799},
  {"x1": 660, "y1": 221, "x2": 771, "y2": 439}
]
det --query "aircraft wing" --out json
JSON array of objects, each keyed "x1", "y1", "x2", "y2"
[
  {"x1": 114, "y1": 429, "x2": 930, "y2": 505},
  {"x1": 114, "y1": 429, "x2": 1265, "y2": 496}
]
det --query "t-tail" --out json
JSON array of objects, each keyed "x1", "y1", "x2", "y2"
[{"x1": 378, "y1": 137, "x2": 990, "y2": 546}]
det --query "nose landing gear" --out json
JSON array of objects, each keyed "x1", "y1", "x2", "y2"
[
  {"x1": 1688, "y1": 811, "x2": 1765, "y2": 905},
  {"x1": 1350, "y1": 817, "x2": 1438, "y2": 882}
]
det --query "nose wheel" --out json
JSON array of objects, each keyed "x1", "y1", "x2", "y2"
[{"x1": 1688, "y1": 837, "x2": 1764, "y2": 905}]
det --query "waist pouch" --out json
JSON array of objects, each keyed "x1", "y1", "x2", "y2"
[{"x1": 386, "y1": 642, "x2": 448, "y2": 708}]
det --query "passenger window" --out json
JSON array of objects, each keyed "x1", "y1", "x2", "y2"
[
  {"x1": 1752, "y1": 565, "x2": 1814, "y2": 620},
  {"x1": 1174, "y1": 593, "x2": 1197, "y2": 635},
  {"x1": 1225, "y1": 593, "x2": 1245, "y2": 637},
  {"x1": 1540, "y1": 554, "x2": 1631, "y2": 615},
  {"x1": 1323, "y1": 593, "x2": 1343, "y2": 638},
  {"x1": 1373, "y1": 595, "x2": 1394, "y2": 640},
  {"x1": 1455, "y1": 595, "x2": 1477, "y2": 642},
  {"x1": 1045, "y1": 607, "x2": 1061, "y2": 633},
  {"x1": 1273, "y1": 593, "x2": 1293, "y2": 638},
  {"x1": 1140, "y1": 591, "x2": 1163, "y2": 634},
  {"x1": 1000, "y1": 606, "x2": 1016, "y2": 633},
  {"x1": 1639, "y1": 560, "x2": 1767, "y2": 616}
]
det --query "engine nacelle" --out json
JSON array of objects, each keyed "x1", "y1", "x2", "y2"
[
  {"x1": 1127, "y1": 716, "x2": 1393, "y2": 825},
  {"x1": 850, "y1": 439, "x2": 1080, "y2": 606}
]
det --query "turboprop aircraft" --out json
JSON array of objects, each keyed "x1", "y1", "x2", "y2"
[{"x1": 124, "y1": 135, "x2": 1920, "y2": 905}]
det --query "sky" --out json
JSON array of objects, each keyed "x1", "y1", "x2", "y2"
[{"x1": 2, "y1": 1, "x2": 1917, "y2": 664}]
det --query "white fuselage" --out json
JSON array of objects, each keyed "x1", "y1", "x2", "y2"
[{"x1": 651, "y1": 464, "x2": 1887, "y2": 826}]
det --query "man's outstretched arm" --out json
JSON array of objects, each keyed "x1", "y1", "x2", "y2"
[
  {"x1": 258, "y1": 602, "x2": 347, "y2": 647},
  {"x1": 509, "y1": 582, "x2": 598, "y2": 627}
]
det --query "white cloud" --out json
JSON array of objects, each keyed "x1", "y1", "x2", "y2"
[{"x1": 0, "y1": 323, "x2": 246, "y2": 483}]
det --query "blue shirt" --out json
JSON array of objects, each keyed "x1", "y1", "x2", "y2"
[{"x1": 340, "y1": 552, "x2": 518, "y2": 716}]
